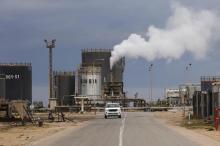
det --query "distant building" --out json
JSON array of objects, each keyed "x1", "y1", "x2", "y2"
[
  {"x1": 165, "y1": 89, "x2": 180, "y2": 106},
  {"x1": 0, "y1": 63, "x2": 32, "y2": 102},
  {"x1": 179, "y1": 83, "x2": 200, "y2": 105}
]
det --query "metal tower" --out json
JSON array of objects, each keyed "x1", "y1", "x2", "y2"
[{"x1": 44, "y1": 39, "x2": 56, "y2": 104}]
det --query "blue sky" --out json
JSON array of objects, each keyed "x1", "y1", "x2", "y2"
[{"x1": 1, "y1": 0, "x2": 220, "y2": 104}]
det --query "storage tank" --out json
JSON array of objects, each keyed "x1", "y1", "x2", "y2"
[
  {"x1": 81, "y1": 48, "x2": 111, "y2": 85},
  {"x1": 201, "y1": 76, "x2": 220, "y2": 91},
  {"x1": 81, "y1": 49, "x2": 125, "y2": 98},
  {"x1": 53, "y1": 71, "x2": 75, "y2": 106},
  {"x1": 0, "y1": 63, "x2": 32, "y2": 102},
  {"x1": 0, "y1": 74, "x2": 6, "y2": 100},
  {"x1": 78, "y1": 66, "x2": 101, "y2": 99},
  {"x1": 111, "y1": 57, "x2": 125, "y2": 82}
]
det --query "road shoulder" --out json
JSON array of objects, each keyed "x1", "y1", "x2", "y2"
[{"x1": 152, "y1": 111, "x2": 220, "y2": 146}]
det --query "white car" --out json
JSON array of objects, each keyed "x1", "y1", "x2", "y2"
[{"x1": 104, "y1": 103, "x2": 121, "y2": 119}]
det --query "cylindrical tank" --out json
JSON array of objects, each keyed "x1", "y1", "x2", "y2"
[
  {"x1": 81, "y1": 49, "x2": 111, "y2": 84},
  {"x1": 79, "y1": 66, "x2": 101, "y2": 99},
  {"x1": 53, "y1": 71, "x2": 75, "y2": 106},
  {"x1": 81, "y1": 49, "x2": 125, "y2": 98},
  {"x1": 63, "y1": 96, "x2": 74, "y2": 106},
  {"x1": 0, "y1": 74, "x2": 6, "y2": 100},
  {"x1": 0, "y1": 63, "x2": 32, "y2": 102},
  {"x1": 111, "y1": 57, "x2": 125, "y2": 82}
]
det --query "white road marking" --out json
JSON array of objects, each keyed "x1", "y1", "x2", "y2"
[{"x1": 119, "y1": 113, "x2": 127, "y2": 146}]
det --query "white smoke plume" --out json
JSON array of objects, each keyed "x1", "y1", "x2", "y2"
[{"x1": 110, "y1": 2, "x2": 220, "y2": 68}]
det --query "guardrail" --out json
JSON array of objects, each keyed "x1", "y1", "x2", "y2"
[{"x1": 53, "y1": 106, "x2": 192, "y2": 112}]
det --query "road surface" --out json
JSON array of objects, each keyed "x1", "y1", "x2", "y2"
[{"x1": 33, "y1": 112, "x2": 199, "y2": 146}]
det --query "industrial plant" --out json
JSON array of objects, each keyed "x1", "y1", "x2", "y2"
[
  {"x1": 2, "y1": 1, "x2": 220, "y2": 145},
  {"x1": 1, "y1": 47, "x2": 220, "y2": 132},
  {"x1": 0, "y1": 43, "x2": 220, "y2": 146},
  {"x1": 0, "y1": 47, "x2": 145, "y2": 124},
  {"x1": 50, "y1": 48, "x2": 145, "y2": 110},
  {"x1": 79, "y1": 48, "x2": 125, "y2": 99}
]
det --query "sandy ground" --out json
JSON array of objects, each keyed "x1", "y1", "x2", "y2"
[
  {"x1": 153, "y1": 110, "x2": 220, "y2": 146},
  {"x1": 0, "y1": 112, "x2": 96, "y2": 146},
  {"x1": 2, "y1": 111, "x2": 220, "y2": 146}
]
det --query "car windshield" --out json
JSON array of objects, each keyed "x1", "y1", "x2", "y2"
[{"x1": 106, "y1": 104, "x2": 120, "y2": 108}]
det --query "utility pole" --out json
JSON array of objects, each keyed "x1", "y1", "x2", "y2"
[
  {"x1": 44, "y1": 39, "x2": 56, "y2": 108},
  {"x1": 183, "y1": 63, "x2": 192, "y2": 117},
  {"x1": 185, "y1": 63, "x2": 192, "y2": 104},
  {"x1": 186, "y1": 63, "x2": 192, "y2": 84}
]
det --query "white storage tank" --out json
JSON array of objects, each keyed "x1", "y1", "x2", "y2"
[{"x1": 79, "y1": 66, "x2": 101, "y2": 99}]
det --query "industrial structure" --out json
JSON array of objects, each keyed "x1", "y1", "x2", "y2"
[
  {"x1": 165, "y1": 89, "x2": 180, "y2": 106},
  {"x1": 179, "y1": 83, "x2": 200, "y2": 105},
  {"x1": 44, "y1": 39, "x2": 56, "y2": 109},
  {"x1": 0, "y1": 63, "x2": 32, "y2": 102},
  {"x1": 78, "y1": 66, "x2": 101, "y2": 99},
  {"x1": 193, "y1": 76, "x2": 220, "y2": 119},
  {"x1": 45, "y1": 48, "x2": 147, "y2": 111},
  {"x1": 80, "y1": 48, "x2": 125, "y2": 99},
  {"x1": 52, "y1": 48, "x2": 147, "y2": 111},
  {"x1": 0, "y1": 74, "x2": 6, "y2": 99},
  {"x1": 81, "y1": 49, "x2": 111, "y2": 84},
  {"x1": 53, "y1": 71, "x2": 75, "y2": 107},
  {"x1": 0, "y1": 63, "x2": 33, "y2": 122}
]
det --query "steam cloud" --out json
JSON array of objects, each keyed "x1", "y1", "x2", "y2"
[{"x1": 110, "y1": 2, "x2": 219, "y2": 68}]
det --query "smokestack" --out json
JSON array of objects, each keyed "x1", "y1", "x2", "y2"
[{"x1": 110, "y1": 2, "x2": 219, "y2": 68}]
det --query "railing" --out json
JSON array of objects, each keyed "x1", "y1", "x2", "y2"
[
  {"x1": 82, "y1": 48, "x2": 112, "y2": 52},
  {"x1": 201, "y1": 76, "x2": 220, "y2": 82},
  {"x1": 53, "y1": 71, "x2": 75, "y2": 76}
]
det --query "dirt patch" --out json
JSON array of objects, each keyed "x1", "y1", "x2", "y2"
[
  {"x1": 0, "y1": 122, "x2": 77, "y2": 146},
  {"x1": 153, "y1": 110, "x2": 184, "y2": 126},
  {"x1": 153, "y1": 110, "x2": 220, "y2": 144},
  {"x1": 0, "y1": 112, "x2": 96, "y2": 146}
]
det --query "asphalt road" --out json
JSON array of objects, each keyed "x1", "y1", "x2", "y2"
[{"x1": 35, "y1": 112, "x2": 199, "y2": 146}]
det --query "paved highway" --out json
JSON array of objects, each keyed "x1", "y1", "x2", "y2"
[{"x1": 34, "y1": 112, "x2": 199, "y2": 146}]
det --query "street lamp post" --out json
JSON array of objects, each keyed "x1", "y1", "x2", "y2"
[
  {"x1": 44, "y1": 39, "x2": 56, "y2": 108},
  {"x1": 186, "y1": 63, "x2": 192, "y2": 84},
  {"x1": 183, "y1": 63, "x2": 192, "y2": 117},
  {"x1": 148, "y1": 64, "x2": 153, "y2": 106}
]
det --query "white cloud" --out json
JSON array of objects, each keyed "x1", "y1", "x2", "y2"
[{"x1": 110, "y1": 2, "x2": 220, "y2": 68}]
